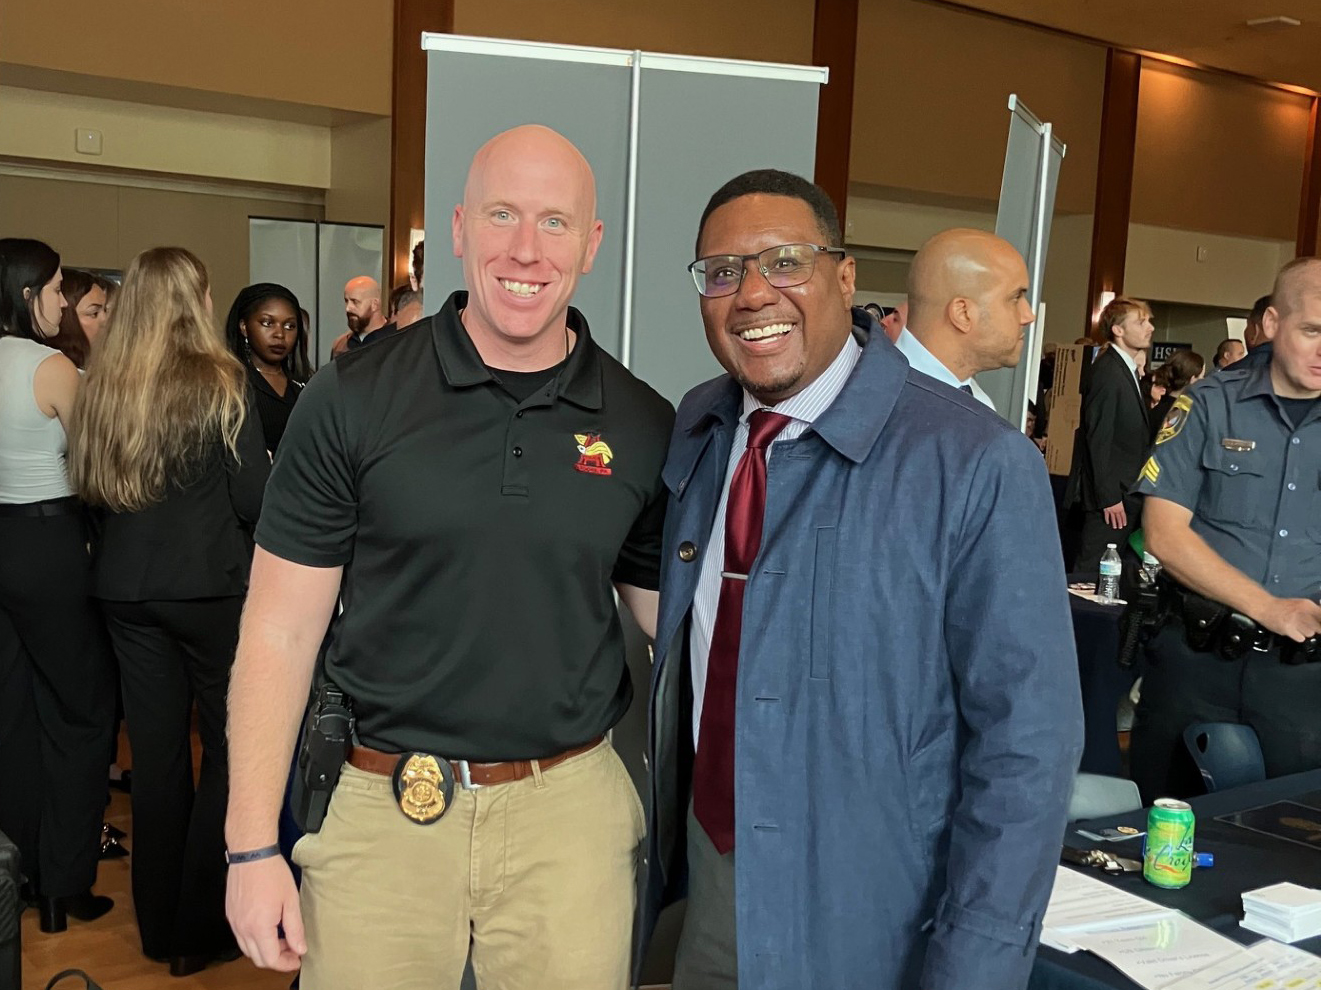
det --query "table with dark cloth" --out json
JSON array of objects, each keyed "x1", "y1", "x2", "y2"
[
  {"x1": 1068, "y1": 577, "x2": 1137, "y2": 775},
  {"x1": 1029, "y1": 770, "x2": 1321, "y2": 990}
]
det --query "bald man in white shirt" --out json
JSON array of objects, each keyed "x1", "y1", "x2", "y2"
[{"x1": 896, "y1": 229, "x2": 1035, "y2": 414}]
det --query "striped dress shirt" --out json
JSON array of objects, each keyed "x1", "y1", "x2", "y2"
[{"x1": 689, "y1": 337, "x2": 862, "y2": 746}]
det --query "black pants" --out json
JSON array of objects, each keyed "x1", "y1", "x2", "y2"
[
  {"x1": 1074, "y1": 498, "x2": 1140, "y2": 576},
  {"x1": 0, "y1": 511, "x2": 113, "y2": 897},
  {"x1": 101, "y1": 596, "x2": 243, "y2": 959},
  {"x1": 1130, "y1": 624, "x2": 1321, "y2": 803}
]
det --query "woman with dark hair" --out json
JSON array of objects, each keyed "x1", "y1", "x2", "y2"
[
  {"x1": 224, "y1": 282, "x2": 309, "y2": 453},
  {"x1": 1148, "y1": 348, "x2": 1207, "y2": 444},
  {"x1": 46, "y1": 269, "x2": 110, "y2": 369},
  {"x1": 68, "y1": 247, "x2": 269, "y2": 976},
  {"x1": 0, "y1": 238, "x2": 115, "y2": 932}
]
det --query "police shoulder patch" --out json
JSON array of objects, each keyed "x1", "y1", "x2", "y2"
[{"x1": 1155, "y1": 393, "x2": 1194, "y2": 445}]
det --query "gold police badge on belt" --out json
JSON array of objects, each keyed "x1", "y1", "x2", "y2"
[{"x1": 391, "y1": 753, "x2": 455, "y2": 824}]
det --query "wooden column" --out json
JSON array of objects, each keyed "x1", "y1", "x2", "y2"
[
  {"x1": 1297, "y1": 97, "x2": 1321, "y2": 258},
  {"x1": 1085, "y1": 48, "x2": 1142, "y2": 339},
  {"x1": 389, "y1": 0, "x2": 454, "y2": 287},
  {"x1": 812, "y1": 0, "x2": 859, "y2": 233}
]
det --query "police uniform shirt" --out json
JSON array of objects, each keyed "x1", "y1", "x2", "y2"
[
  {"x1": 256, "y1": 291, "x2": 675, "y2": 761},
  {"x1": 1134, "y1": 361, "x2": 1321, "y2": 598}
]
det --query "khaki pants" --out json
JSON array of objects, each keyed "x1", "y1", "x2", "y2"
[{"x1": 293, "y1": 740, "x2": 644, "y2": 990}]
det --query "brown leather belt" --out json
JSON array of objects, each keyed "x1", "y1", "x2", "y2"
[{"x1": 347, "y1": 736, "x2": 604, "y2": 788}]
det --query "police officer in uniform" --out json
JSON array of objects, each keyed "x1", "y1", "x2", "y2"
[{"x1": 1133, "y1": 256, "x2": 1321, "y2": 802}]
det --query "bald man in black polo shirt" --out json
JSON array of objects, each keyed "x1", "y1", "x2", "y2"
[{"x1": 225, "y1": 125, "x2": 673, "y2": 988}]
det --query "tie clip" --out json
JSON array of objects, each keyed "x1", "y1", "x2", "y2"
[
  {"x1": 721, "y1": 571, "x2": 749, "y2": 581},
  {"x1": 1221, "y1": 438, "x2": 1255, "y2": 452}
]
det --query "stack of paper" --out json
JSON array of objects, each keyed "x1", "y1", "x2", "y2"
[{"x1": 1241, "y1": 882, "x2": 1321, "y2": 943}]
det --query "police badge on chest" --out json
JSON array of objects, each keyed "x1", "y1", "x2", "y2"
[{"x1": 391, "y1": 753, "x2": 456, "y2": 824}]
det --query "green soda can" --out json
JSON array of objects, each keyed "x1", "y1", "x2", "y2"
[{"x1": 1143, "y1": 798, "x2": 1195, "y2": 889}]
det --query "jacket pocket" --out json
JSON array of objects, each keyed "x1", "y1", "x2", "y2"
[{"x1": 809, "y1": 526, "x2": 837, "y2": 680}]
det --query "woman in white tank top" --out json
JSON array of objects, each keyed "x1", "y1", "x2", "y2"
[{"x1": 0, "y1": 237, "x2": 115, "y2": 931}]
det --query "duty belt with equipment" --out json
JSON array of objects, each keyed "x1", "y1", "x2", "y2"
[{"x1": 1162, "y1": 579, "x2": 1321, "y2": 665}]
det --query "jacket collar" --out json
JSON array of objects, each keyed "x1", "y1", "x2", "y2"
[{"x1": 429, "y1": 290, "x2": 603, "y2": 410}]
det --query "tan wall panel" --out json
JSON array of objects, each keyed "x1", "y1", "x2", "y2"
[
  {"x1": 0, "y1": 175, "x2": 120, "y2": 267},
  {"x1": 115, "y1": 187, "x2": 322, "y2": 319},
  {"x1": 0, "y1": 0, "x2": 392, "y2": 115},
  {"x1": 851, "y1": 0, "x2": 1105, "y2": 215},
  {"x1": 0, "y1": 173, "x2": 322, "y2": 322},
  {"x1": 1131, "y1": 62, "x2": 1310, "y2": 241},
  {"x1": 326, "y1": 118, "x2": 392, "y2": 227},
  {"x1": 0, "y1": 87, "x2": 331, "y2": 189},
  {"x1": 453, "y1": 0, "x2": 815, "y2": 63},
  {"x1": 1124, "y1": 222, "x2": 1291, "y2": 308}
]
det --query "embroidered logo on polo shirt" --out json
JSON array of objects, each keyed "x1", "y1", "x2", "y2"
[{"x1": 573, "y1": 433, "x2": 614, "y2": 476}]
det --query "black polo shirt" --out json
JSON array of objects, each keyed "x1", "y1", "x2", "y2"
[{"x1": 256, "y1": 291, "x2": 674, "y2": 760}]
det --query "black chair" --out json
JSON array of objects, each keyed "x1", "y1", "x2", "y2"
[{"x1": 1182, "y1": 722, "x2": 1266, "y2": 793}]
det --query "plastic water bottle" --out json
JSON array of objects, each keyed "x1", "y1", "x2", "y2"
[{"x1": 1098, "y1": 544, "x2": 1122, "y2": 603}]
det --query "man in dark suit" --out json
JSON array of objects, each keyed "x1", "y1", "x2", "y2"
[{"x1": 1066, "y1": 296, "x2": 1155, "y2": 573}]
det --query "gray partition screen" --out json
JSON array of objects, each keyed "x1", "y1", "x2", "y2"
[
  {"x1": 423, "y1": 44, "x2": 632, "y2": 356},
  {"x1": 630, "y1": 64, "x2": 820, "y2": 402},
  {"x1": 979, "y1": 95, "x2": 1066, "y2": 427}
]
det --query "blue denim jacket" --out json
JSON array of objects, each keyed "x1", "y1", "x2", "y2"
[{"x1": 641, "y1": 317, "x2": 1084, "y2": 990}]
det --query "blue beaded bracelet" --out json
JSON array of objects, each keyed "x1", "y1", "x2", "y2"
[{"x1": 224, "y1": 844, "x2": 282, "y2": 865}]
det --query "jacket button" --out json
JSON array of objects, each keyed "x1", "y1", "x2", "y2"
[{"x1": 678, "y1": 541, "x2": 697, "y2": 562}]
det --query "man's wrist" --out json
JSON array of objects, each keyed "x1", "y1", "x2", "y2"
[{"x1": 225, "y1": 844, "x2": 282, "y2": 866}]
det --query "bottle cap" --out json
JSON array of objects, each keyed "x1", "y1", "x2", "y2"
[
  {"x1": 1142, "y1": 552, "x2": 1160, "y2": 565},
  {"x1": 1106, "y1": 543, "x2": 1117, "y2": 549},
  {"x1": 1194, "y1": 852, "x2": 1215, "y2": 868}
]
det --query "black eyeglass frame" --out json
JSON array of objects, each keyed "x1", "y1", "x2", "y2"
[{"x1": 687, "y1": 242, "x2": 847, "y2": 298}]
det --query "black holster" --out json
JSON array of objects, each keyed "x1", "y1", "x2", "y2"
[
  {"x1": 1117, "y1": 575, "x2": 1171, "y2": 669},
  {"x1": 291, "y1": 680, "x2": 354, "y2": 834}
]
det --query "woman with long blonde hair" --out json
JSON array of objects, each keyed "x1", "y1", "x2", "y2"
[{"x1": 68, "y1": 246, "x2": 269, "y2": 976}]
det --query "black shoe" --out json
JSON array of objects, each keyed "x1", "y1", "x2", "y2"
[
  {"x1": 169, "y1": 947, "x2": 241, "y2": 978},
  {"x1": 39, "y1": 891, "x2": 113, "y2": 933},
  {"x1": 99, "y1": 824, "x2": 128, "y2": 860}
]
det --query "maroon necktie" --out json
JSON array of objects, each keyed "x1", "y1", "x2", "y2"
[{"x1": 693, "y1": 409, "x2": 792, "y2": 854}]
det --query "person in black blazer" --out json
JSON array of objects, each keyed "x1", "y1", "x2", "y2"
[
  {"x1": 223, "y1": 283, "x2": 310, "y2": 455},
  {"x1": 68, "y1": 247, "x2": 270, "y2": 977},
  {"x1": 1065, "y1": 297, "x2": 1155, "y2": 574}
]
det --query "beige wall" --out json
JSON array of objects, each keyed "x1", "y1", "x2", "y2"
[
  {"x1": 453, "y1": 0, "x2": 815, "y2": 63},
  {"x1": 851, "y1": 0, "x2": 1105, "y2": 216},
  {"x1": 1131, "y1": 61, "x2": 1311, "y2": 241},
  {"x1": 0, "y1": 86, "x2": 331, "y2": 189},
  {"x1": 1124, "y1": 222, "x2": 1291, "y2": 309},
  {"x1": 0, "y1": 0, "x2": 392, "y2": 115},
  {"x1": 0, "y1": 172, "x2": 323, "y2": 322},
  {"x1": 326, "y1": 118, "x2": 392, "y2": 227}
]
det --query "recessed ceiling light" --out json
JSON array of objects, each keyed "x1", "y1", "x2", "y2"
[{"x1": 1246, "y1": 15, "x2": 1302, "y2": 27}]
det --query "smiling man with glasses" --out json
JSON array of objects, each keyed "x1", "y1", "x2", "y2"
[{"x1": 639, "y1": 169, "x2": 1083, "y2": 990}]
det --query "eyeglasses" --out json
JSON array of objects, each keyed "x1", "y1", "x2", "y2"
[{"x1": 688, "y1": 242, "x2": 846, "y2": 298}]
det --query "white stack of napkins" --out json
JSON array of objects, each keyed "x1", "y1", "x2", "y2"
[{"x1": 1241, "y1": 882, "x2": 1321, "y2": 943}]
